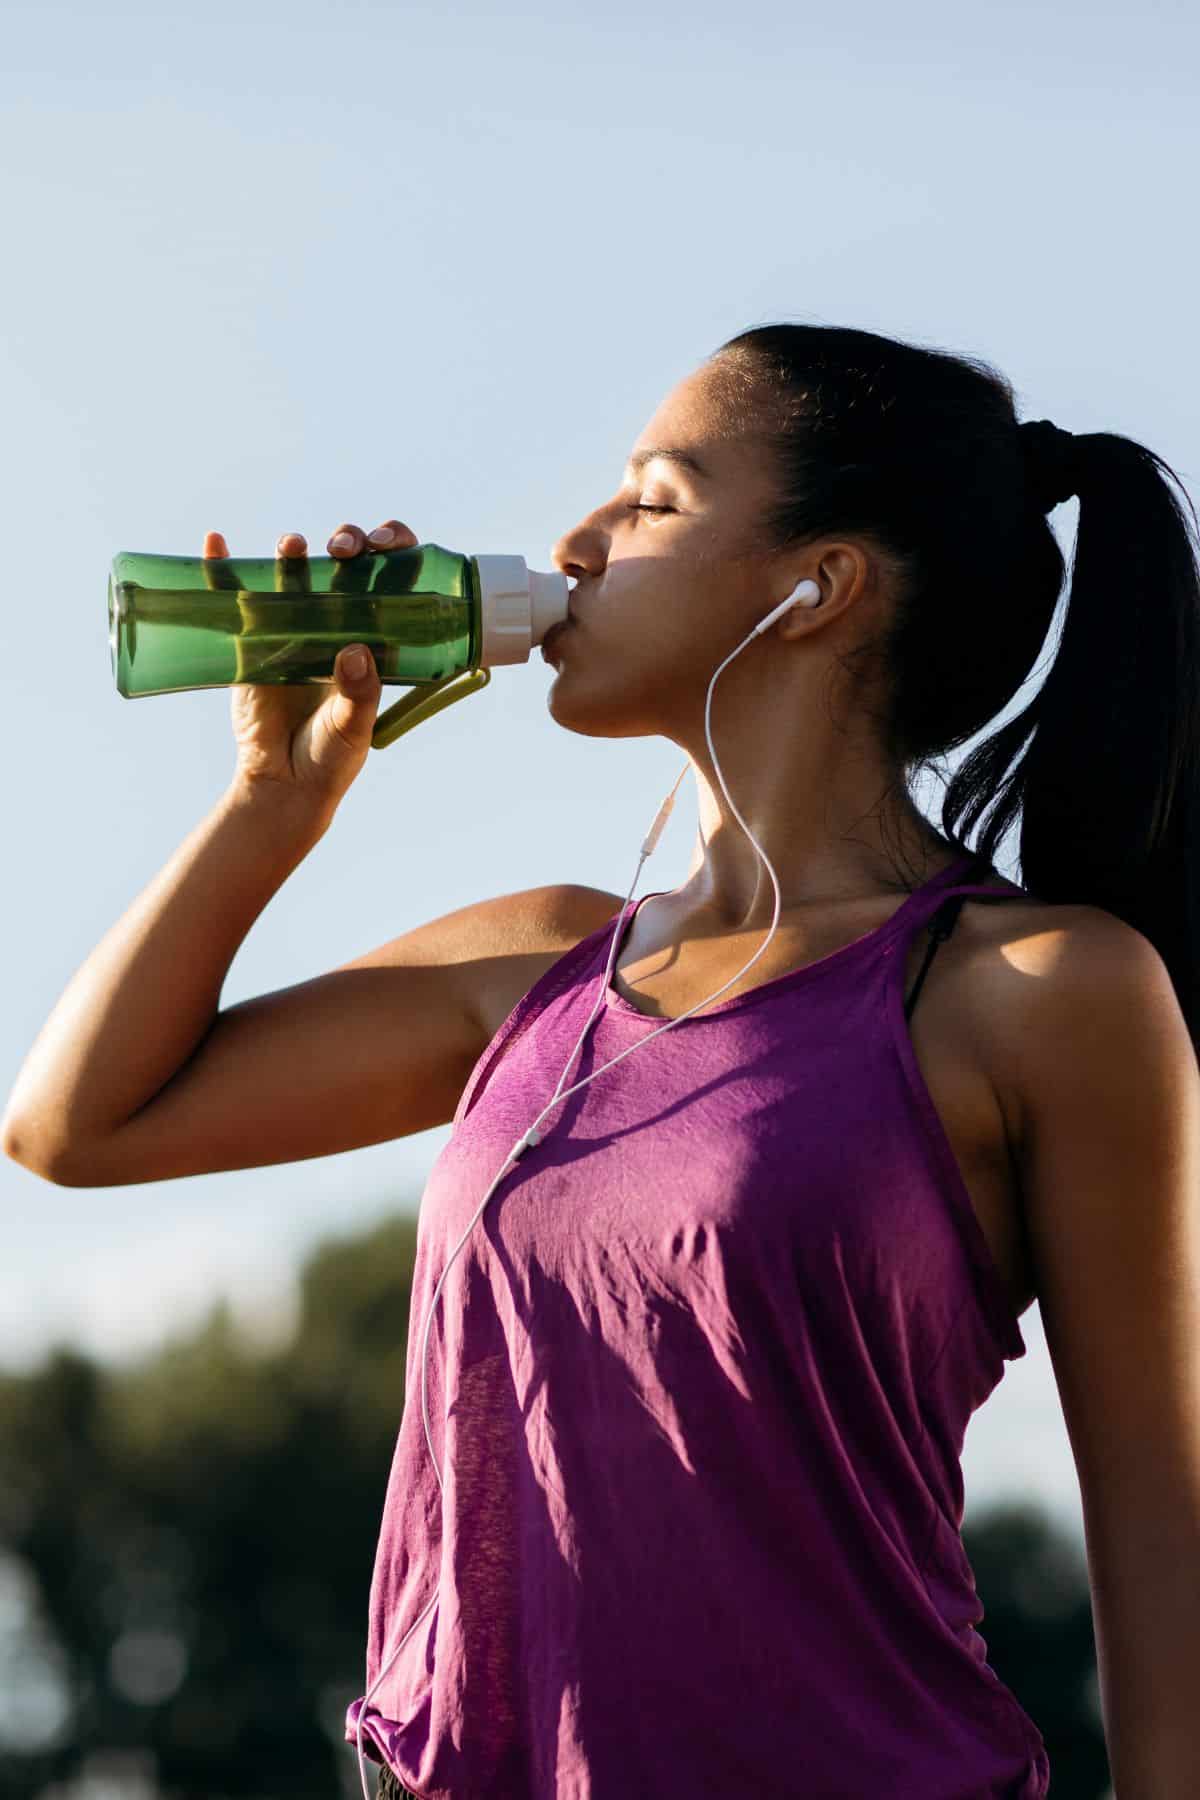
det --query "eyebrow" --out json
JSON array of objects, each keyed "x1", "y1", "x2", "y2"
[{"x1": 624, "y1": 446, "x2": 712, "y2": 481}]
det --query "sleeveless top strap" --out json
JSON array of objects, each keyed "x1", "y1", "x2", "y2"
[
  {"x1": 902, "y1": 893, "x2": 967, "y2": 1023},
  {"x1": 901, "y1": 860, "x2": 1034, "y2": 1023}
]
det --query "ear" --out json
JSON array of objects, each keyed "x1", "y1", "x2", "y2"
[{"x1": 776, "y1": 543, "x2": 871, "y2": 633}]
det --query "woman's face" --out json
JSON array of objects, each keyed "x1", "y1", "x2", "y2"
[{"x1": 546, "y1": 359, "x2": 788, "y2": 741}]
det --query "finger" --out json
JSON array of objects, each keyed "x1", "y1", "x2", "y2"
[
  {"x1": 328, "y1": 522, "x2": 365, "y2": 558},
  {"x1": 365, "y1": 519, "x2": 419, "y2": 549},
  {"x1": 204, "y1": 530, "x2": 230, "y2": 559},
  {"x1": 276, "y1": 532, "x2": 307, "y2": 559},
  {"x1": 275, "y1": 543, "x2": 311, "y2": 595}
]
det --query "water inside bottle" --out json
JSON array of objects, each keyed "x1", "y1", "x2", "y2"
[{"x1": 109, "y1": 549, "x2": 476, "y2": 697}]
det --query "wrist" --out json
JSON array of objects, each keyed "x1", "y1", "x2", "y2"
[{"x1": 222, "y1": 774, "x2": 337, "y2": 843}]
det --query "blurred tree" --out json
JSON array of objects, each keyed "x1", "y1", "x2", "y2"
[
  {"x1": 0, "y1": 1210, "x2": 1111, "y2": 1796},
  {"x1": 0, "y1": 1209, "x2": 417, "y2": 1800}
]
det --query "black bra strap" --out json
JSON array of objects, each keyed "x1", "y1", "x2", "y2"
[{"x1": 903, "y1": 893, "x2": 967, "y2": 1023}]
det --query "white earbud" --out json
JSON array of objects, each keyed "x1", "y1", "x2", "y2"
[{"x1": 751, "y1": 578, "x2": 822, "y2": 638}]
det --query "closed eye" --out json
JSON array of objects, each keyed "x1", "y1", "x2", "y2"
[{"x1": 628, "y1": 503, "x2": 673, "y2": 515}]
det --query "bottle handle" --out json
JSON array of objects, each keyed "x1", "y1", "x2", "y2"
[{"x1": 370, "y1": 667, "x2": 491, "y2": 750}]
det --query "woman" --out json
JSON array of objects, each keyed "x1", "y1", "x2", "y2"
[{"x1": 5, "y1": 323, "x2": 1199, "y2": 1798}]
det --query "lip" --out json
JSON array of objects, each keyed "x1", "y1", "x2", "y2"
[{"x1": 541, "y1": 617, "x2": 575, "y2": 659}]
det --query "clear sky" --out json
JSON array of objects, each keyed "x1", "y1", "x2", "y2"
[{"x1": 2, "y1": 0, "x2": 1197, "y2": 1543}]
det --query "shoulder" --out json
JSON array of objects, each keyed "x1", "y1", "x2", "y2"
[
  {"x1": 460, "y1": 883, "x2": 628, "y2": 1041},
  {"x1": 510, "y1": 883, "x2": 630, "y2": 951},
  {"x1": 950, "y1": 887, "x2": 1193, "y2": 1149}
]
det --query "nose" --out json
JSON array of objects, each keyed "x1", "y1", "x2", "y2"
[{"x1": 551, "y1": 515, "x2": 609, "y2": 585}]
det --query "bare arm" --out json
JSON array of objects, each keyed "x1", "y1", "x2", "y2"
[
  {"x1": 3, "y1": 511, "x2": 626, "y2": 1190},
  {"x1": 1, "y1": 775, "x2": 622, "y2": 1188},
  {"x1": 1008, "y1": 910, "x2": 1200, "y2": 1798}
]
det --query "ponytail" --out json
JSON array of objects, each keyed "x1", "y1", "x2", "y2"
[
  {"x1": 944, "y1": 427, "x2": 1200, "y2": 1050},
  {"x1": 711, "y1": 323, "x2": 1200, "y2": 1050}
]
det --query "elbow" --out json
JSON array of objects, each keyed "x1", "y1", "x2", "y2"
[{"x1": 1, "y1": 1115, "x2": 84, "y2": 1186}]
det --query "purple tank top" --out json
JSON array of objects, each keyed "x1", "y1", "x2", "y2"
[{"x1": 346, "y1": 853, "x2": 1051, "y2": 1798}]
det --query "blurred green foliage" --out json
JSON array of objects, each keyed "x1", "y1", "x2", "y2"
[{"x1": 0, "y1": 1210, "x2": 1109, "y2": 1797}]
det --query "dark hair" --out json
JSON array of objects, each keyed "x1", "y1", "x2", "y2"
[{"x1": 710, "y1": 321, "x2": 1200, "y2": 1051}]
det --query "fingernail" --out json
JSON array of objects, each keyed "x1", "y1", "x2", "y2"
[
  {"x1": 330, "y1": 531, "x2": 357, "y2": 552},
  {"x1": 367, "y1": 526, "x2": 396, "y2": 547},
  {"x1": 278, "y1": 533, "x2": 305, "y2": 556},
  {"x1": 343, "y1": 646, "x2": 368, "y2": 679}
]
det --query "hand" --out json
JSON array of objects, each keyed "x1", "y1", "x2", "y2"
[{"x1": 206, "y1": 518, "x2": 420, "y2": 817}]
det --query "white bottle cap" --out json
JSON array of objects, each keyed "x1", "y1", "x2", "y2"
[{"x1": 473, "y1": 555, "x2": 570, "y2": 666}]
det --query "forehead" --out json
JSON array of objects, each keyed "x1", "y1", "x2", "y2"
[
  {"x1": 639, "y1": 363, "x2": 723, "y2": 438},
  {"x1": 626, "y1": 360, "x2": 761, "y2": 483}
]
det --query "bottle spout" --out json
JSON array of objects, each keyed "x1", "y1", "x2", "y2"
[
  {"x1": 528, "y1": 568, "x2": 570, "y2": 644},
  {"x1": 473, "y1": 555, "x2": 570, "y2": 665}
]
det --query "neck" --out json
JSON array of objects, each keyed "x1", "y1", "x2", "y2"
[{"x1": 667, "y1": 700, "x2": 960, "y2": 933}]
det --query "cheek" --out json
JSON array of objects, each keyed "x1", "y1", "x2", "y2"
[
  {"x1": 587, "y1": 541, "x2": 747, "y2": 672},
  {"x1": 612, "y1": 542, "x2": 717, "y2": 616}
]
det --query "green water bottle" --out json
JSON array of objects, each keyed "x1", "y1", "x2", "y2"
[{"x1": 107, "y1": 543, "x2": 571, "y2": 750}]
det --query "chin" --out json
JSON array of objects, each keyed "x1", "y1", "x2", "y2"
[{"x1": 544, "y1": 671, "x2": 658, "y2": 742}]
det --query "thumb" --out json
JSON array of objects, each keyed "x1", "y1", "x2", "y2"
[
  {"x1": 337, "y1": 643, "x2": 375, "y2": 688},
  {"x1": 328, "y1": 643, "x2": 380, "y2": 739}
]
